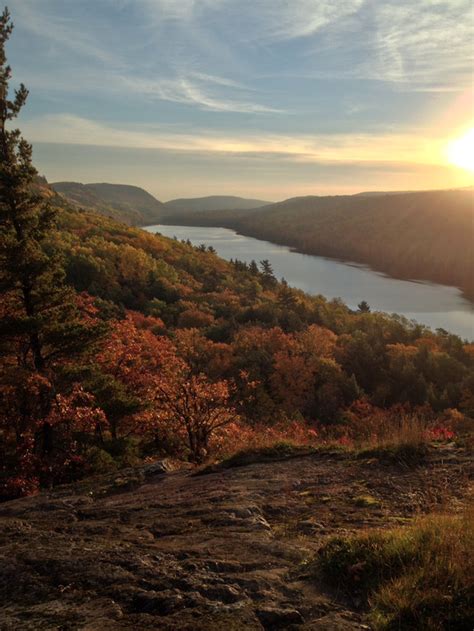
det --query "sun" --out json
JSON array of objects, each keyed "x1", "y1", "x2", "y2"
[{"x1": 446, "y1": 128, "x2": 474, "y2": 172}]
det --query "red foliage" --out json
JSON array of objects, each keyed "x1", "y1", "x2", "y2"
[{"x1": 426, "y1": 427, "x2": 455, "y2": 441}]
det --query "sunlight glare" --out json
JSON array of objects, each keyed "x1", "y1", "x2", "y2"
[{"x1": 446, "y1": 128, "x2": 474, "y2": 172}]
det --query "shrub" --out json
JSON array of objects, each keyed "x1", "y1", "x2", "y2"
[
  {"x1": 0, "y1": 475, "x2": 40, "y2": 502},
  {"x1": 104, "y1": 437, "x2": 142, "y2": 467},
  {"x1": 86, "y1": 447, "x2": 117, "y2": 474}
]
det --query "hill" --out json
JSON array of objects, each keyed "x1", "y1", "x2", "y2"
[
  {"x1": 163, "y1": 195, "x2": 271, "y2": 213},
  {"x1": 52, "y1": 182, "x2": 165, "y2": 226},
  {"x1": 166, "y1": 188, "x2": 474, "y2": 300}
]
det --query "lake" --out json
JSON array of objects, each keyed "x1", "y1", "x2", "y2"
[{"x1": 145, "y1": 224, "x2": 474, "y2": 340}]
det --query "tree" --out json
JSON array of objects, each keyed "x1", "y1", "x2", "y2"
[
  {"x1": 357, "y1": 300, "x2": 371, "y2": 313},
  {"x1": 0, "y1": 9, "x2": 104, "y2": 467},
  {"x1": 259, "y1": 259, "x2": 276, "y2": 287},
  {"x1": 249, "y1": 259, "x2": 259, "y2": 275},
  {"x1": 278, "y1": 282, "x2": 298, "y2": 309},
  {"x1": 154, "y1": 368, "x2": 237, "y2": 463}
]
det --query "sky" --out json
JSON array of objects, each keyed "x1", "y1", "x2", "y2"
[{"x1": 5, "y1": 0, "x2": 474, "y2": 201}]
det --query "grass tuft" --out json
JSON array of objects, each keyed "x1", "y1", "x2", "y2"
[
  {"x1": 197, "y1": 440, "x2": 325, "y2": 474},
  {"x1": 310, "y1": 511, "x2": 474, "y2": 630},
  {"x1": 353, "y1": 494, "x2": 381, "y2": 508},
  {"x1": 357, "y1": 442, "x2": 428, "y2": 466}
]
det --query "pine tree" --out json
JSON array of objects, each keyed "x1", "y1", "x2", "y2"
[
  {"x1": 357, "y1": 300, "x2": 371, "y2": 313},
  {"x1": 259, "y1": 259, "x2": 276, "y2": 288},
  {"x1": 249, "y1": 259, "x2": 259, "y2": 275},
  {"x1": 0, "y1": 7, "x2": 105, "y2": 454}
]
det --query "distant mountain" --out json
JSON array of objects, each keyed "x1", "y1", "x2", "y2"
[
  {"x1": 163, "y1": 195, "x2": 271, "y2": 213},
  {"x1": 354, "y1": 190, "x2": 414, "y2": 197},
  {"x1": 164, "y1": 188, "x2": 474, "y2": 300},
  {"x1": 354, "y1": 186, "x2": 474, "y2": 197},
  {"x1": 52, "y1": 182, "x2": 165, "y2": 226}
]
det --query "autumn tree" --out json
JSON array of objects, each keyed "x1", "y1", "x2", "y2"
[
  {"x1": 92, "y1": 313, "x2": 173, "y2": 439},
  {"x1": 92, "y1": 314, "x2": 237, "y2": 463},
  {"x1": 154, "y1": 367, "x2": 237, "y2": 463}
]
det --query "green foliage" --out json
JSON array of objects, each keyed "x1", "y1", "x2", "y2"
[
  {"x1": 0, "y1": 10, "x2": 107, "y2": 485},
  {"x1": 353, "y1": 494, "x2": 381, "y2": 507},
  {"x1": 103, "y1": 437, "x2": 141, "y2": 468},
  {"x1": 86, "y1": 447, "x2": 117, "y2": 475}
]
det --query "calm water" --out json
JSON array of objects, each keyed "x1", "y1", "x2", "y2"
[{"x1": 145, "y1": 224, "x2": 474, "y2": 340}]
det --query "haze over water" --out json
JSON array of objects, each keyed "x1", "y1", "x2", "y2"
[{"x1": 147, "y1": 224, "x2": 474, "y2": 341}]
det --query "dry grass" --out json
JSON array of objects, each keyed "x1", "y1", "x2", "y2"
[
  {"x1": 311, "y1": 510, "x2": 474, "y2": 630},
  {"x1": 355, "y1": 414, "x2": 429, "y2": 465},
  {"x1": 197, "y1": 440, "x2": 322, "y2": 474},
  {"x1": 207, "y1": 412, "x2": 463, "y2": 473}
]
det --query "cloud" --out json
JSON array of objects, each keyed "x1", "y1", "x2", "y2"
[
  {"x1": 358, "y1": 0, "x2": 474, "y2": 87},
  {"x1": 250, "y1": 0, "x2": 365, "y2": 41},
  {"x1": 8, "y1": 0, "x2": 122, "y2": 66},
  {"x1": 131, "y1": 0, "x2": 364, "y2": 41},
  {"x1": 116, "y1": 74, "x2": 283, "y2": 113},
  {"x1": 8, "y1": 0, "x2": 279, "y2": 114},
  {"x1": 19, "y1": 67, "x2": 281, "y2": 114},
  {"x1": 21, "y1": 113, "x2": 451, "y2": 167},
  {"x1": 9, "y1": 0, "x2": 473, "y2": 119},
  {"x1": 136, "y1": 0, "x2": 227, "y2": 22},
  {"x1": 131, "y1": 0, "x2": 473, "y2": 88}
]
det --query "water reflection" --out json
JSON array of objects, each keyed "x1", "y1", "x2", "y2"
[{"x1": 145, "y1": 224, "x2": 474, "y2": 340}]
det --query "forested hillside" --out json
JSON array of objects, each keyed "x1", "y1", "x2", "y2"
[
  {"x1": 167, "y1": 189, "x2": 474, "y2": 299},
  {"x1": 163, "y1": 195, "x2": 271, "y2": 213},
  {"x1": 52, "y1": 185, "x2": 271, "y2": 226},
  {"x1": 52, "y1": 181, "x2": 165, "y2": 226},
  {"x1": 1, "y1": 7, "x2": 473, "y2": 503},
  {"x1": 2, "y1": 185, "x2": 474, "y2": 499}
]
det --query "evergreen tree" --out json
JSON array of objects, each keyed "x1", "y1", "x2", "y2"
[
  {"x1": 278, "y1": 282, "x2": 298, "y2": 309},
  {"x1": 249, "y1": 259, "x2": 259, "y2": 275},
  {"x1": 357, "y1": 300, "x2": 371, "y2": 313},
  {"x1": 0, "y1": 8, "x2": 105, "y2": 452},
  {"x1": 259, "y1": 259, "x2": 276, "y2": 288}
]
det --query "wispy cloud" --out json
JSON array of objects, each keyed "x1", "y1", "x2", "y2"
[
  {"x1": 19, "y1": 67, "x2": 282, "y2": 114},
  {"x1": 250, "y1": 0, "x2": 365, "y2": 42},
  {"x1": 9, "y1": 0, "x2": 278, "y2": 114},
  {"x1": 116, "y1": 74, "x2": 283, "y2": 113},
  {"x1": 9, "y1": 0, "x2": 122, "y2": 66},
  {"x1": 9, "y1": 0, "x2": 473, "y2": 111},
  {"x1": 362, "y1": 1, "x2": 474, "y2": 87},
  {"x1": 132, "y1": 0, "x2": 364, "y2": 41},
  {"x1": 130, "y1": 0, "x2": 473, "y2": 88},
  {"x1": 22, "y1": 113, "x2": 452, "y2": 167}
]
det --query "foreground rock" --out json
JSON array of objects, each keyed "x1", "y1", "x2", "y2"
[{"x1": 0, "y1": 446, "x2": 471, "y2": 630}]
